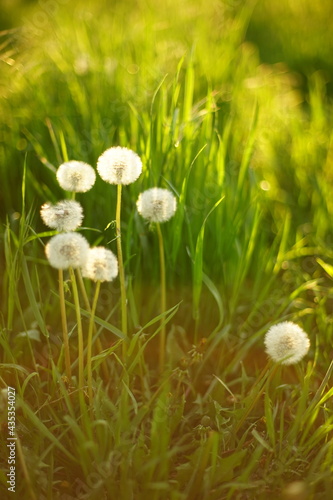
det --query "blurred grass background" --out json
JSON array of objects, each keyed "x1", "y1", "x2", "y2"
[{"x1": 1, "y1": 0, "x2": 333, "y2": 217}]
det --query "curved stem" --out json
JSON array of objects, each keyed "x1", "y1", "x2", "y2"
[
  {"x1": 58, "y1": 269, "x2": 71, "y2": 381},
  {"x1": 87, "y1": 280, "x2": 101, "y2": 409},
  {"x1": 69, "y1": 267, "x2": 84, "y2": 392},
  {"x1": 157, "y1": 223, "x2": 166, "y2": 372},
  {"x1": 116, "y1": 184, "x2": 128, "y2": 356}
]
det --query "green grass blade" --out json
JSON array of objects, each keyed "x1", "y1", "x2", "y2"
[
  {"x1": 193, "y1": 196, "x2": 224, "y2": 321},
  {"x1": 21, "y1": 257, "x2": 49, "y2": 337}
]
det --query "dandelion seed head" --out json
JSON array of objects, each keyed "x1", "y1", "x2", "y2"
[
  {"x1": 136, "y1": 188, "x2": 177, "y2": 223},
  {"x1": 81, "y1": 247, "x2": 118, "y2": 282},
  {"x1": 97, "y1": 146, "x2": 142, "y2": 185},
  {"x1": 45, "y1": 233, "x2": 89, "y2": 269},
  {"x1": 264, "y1": 321, "x2": 310, "y2": 365},
  {"x1": 40, "y1": 200, "x2": 84, "y2": 232},
  {"x1": 57, "y1": 161, "x2": 96, "y2": 192}
]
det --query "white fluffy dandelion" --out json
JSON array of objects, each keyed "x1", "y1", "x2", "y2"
[
  {"x1": 45, "y1": 232, "x2": 89, "y2": 269},
  {"x1": 81, "y1": 247, "x2": 118, "y2": 282},
  {"x1": 97, "y1": 146, "x2": 142, "y2": 185},
  {"x1": 264, "y1": 321, "x2": 310, "y2": 365},
  {"x1": 57, "y1": 161, "x2": 96, "y2": 192},
  {"x1": 40, "y1": 200, "x2": 84, "y2": 232},
  {"x1": 136, "y1": 187, "x2": 177, "y2": 223}
]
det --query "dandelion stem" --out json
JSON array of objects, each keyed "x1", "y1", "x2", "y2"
[
  {"x1": 157, "y1": 222, "x2": 166, "y2": 372},
  {"x1": 116, "y1": 183, "x2": 128, "y2": 355},
  {"x1": 58, "y1": 269, "x2": 71, "y2": 381},
  {"x1": 87, "y1": 280, "x2": 101, "y2": 411},
  {"x1": 76, "y1": 268, "x2": 109, "y2": 380},
  {"x1": 69, "y1": 267, "x2": 84, "y2": 392}
]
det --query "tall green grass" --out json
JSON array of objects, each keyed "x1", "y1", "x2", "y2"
[{"x1": 1, "y1": 0, "x2": 333, "y2": 498}]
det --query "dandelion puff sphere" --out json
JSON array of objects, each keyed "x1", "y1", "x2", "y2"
[
  {"x1": 136, "y1": 188, "x2": 177, "y2": 223},
  {"x1": 264, "y1": 321, "x2": 310, "y2": 365},
  {"x1": 57, "y1": 161, "x2": 96, "y2": 192},
  {"x1": 97, "y1": 146, "x2": 142, "y2": 185},
  {"x1": 40, "y1": 200, "x2": 84, "y2": 232},
  {"x1": 45, "y1": 232, "x2": 89, "y2": 269},
  {"x1": 81, "y1": 247, "x2": 118, "y2": 282}
]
